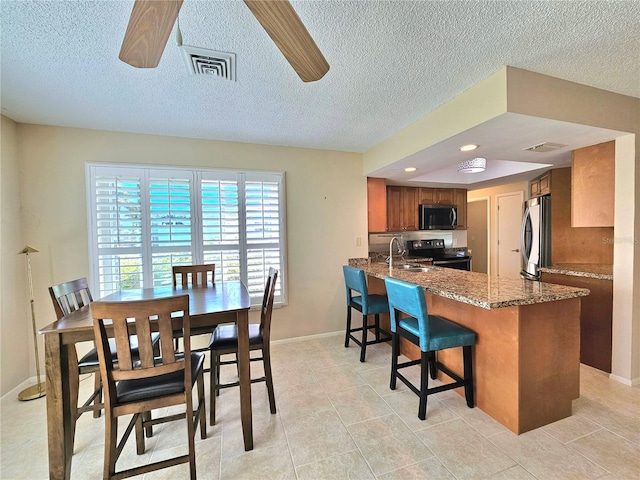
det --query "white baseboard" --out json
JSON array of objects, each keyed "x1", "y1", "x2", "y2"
[
  {"x1": 271, "y1": 330, "x2": 343, "y2": 346},
  {"x1": 609, "y1": 373, "x2": 640, "y2": 387},
  {"x1": 0, "y1": 376, "x2": 42, "y2": 404}
]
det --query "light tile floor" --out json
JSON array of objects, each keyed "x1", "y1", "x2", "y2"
[{"x1": 1, "y1": 333, "x2": 639, "y2": 479}]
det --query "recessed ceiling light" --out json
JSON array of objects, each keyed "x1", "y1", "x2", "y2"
[
  {"x1": 460, "y1": 144, "x2": 478, "y2": 152},
  {"x1": 404, "y1": 167, "x2": 417, "y2": 172}
]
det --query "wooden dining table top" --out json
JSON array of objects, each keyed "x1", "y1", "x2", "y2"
[{"x1": 39, "y1": 281, "x2": 251, "y2": 335}]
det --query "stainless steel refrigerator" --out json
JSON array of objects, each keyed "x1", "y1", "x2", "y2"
[{"x1": 520, "y1": 194, "x2": 551, "y2": 280}]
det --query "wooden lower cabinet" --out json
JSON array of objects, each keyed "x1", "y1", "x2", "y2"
[{"x1": 541, "y1": 272, "x2": 613, "y2": 372}]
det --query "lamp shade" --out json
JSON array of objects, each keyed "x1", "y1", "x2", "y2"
[{"x1": 458, "y1": 157, "x2": 486, "y2": 173}]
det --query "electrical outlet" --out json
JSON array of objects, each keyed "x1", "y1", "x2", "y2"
[{"x1": 355, "y1": 236, "x2": 362, "y2": 247}]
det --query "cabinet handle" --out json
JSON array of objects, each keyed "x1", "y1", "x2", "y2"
[{"x1": 511, "y1": 249, "x2": 520, "y2": 252}]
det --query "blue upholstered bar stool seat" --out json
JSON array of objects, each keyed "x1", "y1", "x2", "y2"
[
  {"x1": 384, "y1": 277, "x2": 476, "y2": 420},
  {"x1": 343, "y1": 265, "x2": 392, "y2": 362}
]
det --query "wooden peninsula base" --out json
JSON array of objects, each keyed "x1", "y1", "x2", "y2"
[{"x1": 367, "y1": 275, "x2": 581, "y2": 434}]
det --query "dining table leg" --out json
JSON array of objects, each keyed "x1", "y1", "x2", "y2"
[
  {"x1": 45, "y1": 334, "x2": 77, "y2": 480},
  {"x1": 236, "y1": 309, "x2": 253, "y2": 451}
]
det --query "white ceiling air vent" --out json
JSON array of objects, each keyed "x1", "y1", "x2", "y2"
[
  {"x1": 524, "y1": 142, "x2": 567, "y2": 153},
  {"x1": 180, "y1": 45, "x2": 236, "y2": 81}
]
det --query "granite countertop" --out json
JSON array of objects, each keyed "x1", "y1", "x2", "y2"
[
  {"x1": 357, "y1": 261, "x2": 590, "y2": 310},
  {"x1": 538, "y1": 264, "x2": 613, "y2": 281}
]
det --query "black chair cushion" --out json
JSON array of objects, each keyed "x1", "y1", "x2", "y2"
[
  {"x1": 78, "y1": 333, "x2": 161, "y2": 368},
  {"x1": 116, "y1": 352, "x2": 205, "y2": 404},
  {"x1": 209, "y1": 323, "x2": 263, "y2": 350},
  {"x1": 172, "y1": 325, "x2": 216, "y2": 338}
]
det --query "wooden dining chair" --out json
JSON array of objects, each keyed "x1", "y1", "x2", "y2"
[
  {"x1": 208, "y1": 268, "x2": 278, "y2": 425},
  {"x1": 172, "y1": 264, "x2": 216, "y2": 354},
  {"x1": 49, "y1": 278, "x2": 159, "y2": 420},
  {"x1": 92, "y1": 294, "x2": 206, "y2": 480}
]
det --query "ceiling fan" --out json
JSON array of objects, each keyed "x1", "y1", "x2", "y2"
[{"x1": 118, "y1": 0, "x2": 330, "y2": 82}]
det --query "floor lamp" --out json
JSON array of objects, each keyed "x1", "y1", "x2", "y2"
[{"x1": 18, "y1": 246, "x2": 46, "y2": 401}]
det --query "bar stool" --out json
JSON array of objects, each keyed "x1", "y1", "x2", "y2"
[
  {"x1": 384, "y1": 277, "x2": 476, "y2": 420},
  {"x1": 343, "y1": 265, "x2": 392, "y2": 362}
]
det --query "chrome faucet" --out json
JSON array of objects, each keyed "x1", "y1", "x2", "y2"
[{"x1": 388, "y1": 236, "x2": 405, "y2": 269}]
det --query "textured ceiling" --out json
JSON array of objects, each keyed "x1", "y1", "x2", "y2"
[{"x1": 1, "y1": 1, "x2": 639, "y2": 159}]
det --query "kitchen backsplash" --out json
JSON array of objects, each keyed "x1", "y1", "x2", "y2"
[{"x1": 368, "y1": 230, "x2": 467, "y2": 254}]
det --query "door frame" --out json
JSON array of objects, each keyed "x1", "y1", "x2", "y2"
[
  {"x1": 496, "y1": 191, "x2": 524, "y2": 278},
  {"x1": 467, "y1": 196, "x2": 491, "y2": 275}
]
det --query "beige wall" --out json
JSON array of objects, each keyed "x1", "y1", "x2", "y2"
[
  {"x1": 5, "y1": 123, "x2": 368, "y2": 392},
  {"x1": 1, "y1": 116, "x2": 30, "y2": 396},
  {"x1": 467, "y1": 182, "x2": 529, "y2": 276}
]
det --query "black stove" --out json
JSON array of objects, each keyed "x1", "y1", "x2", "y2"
[{"x1": 406, "y1": 239, "x2": 472, "y2": 271}]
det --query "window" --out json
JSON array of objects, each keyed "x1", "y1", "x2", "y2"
[{"x1": 87, "y1": 164, "x2": 286, "y2": 306}]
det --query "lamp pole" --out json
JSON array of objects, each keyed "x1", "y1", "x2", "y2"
[{"x1": 18, "y1": 246, "x2": 46, "y2": 401}]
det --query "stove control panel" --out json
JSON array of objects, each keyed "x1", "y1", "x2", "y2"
[{"x1": 409, "y1": 238, "x2": 445, "y2": 250}]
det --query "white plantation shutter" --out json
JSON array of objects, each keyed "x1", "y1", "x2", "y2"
[
  {"x1": 91, "y1": 169, "x2": 145, "y2": 297},
  {"x1": 149, "y1": 173, "x2": 194, "y2": 287},
  {"x1": 201, "y1": 177, "x2": 241, "y2": 283},
  {"x1": 88, "y1": 164, "x2": 286, "y2": 306},
  {"x1": 245, "y1": 177, "x2": 283, "y2": 300}
]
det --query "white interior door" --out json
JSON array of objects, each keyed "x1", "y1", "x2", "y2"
[{"x1": 497, "y1": 192, "x2": 524, "y2": 278}]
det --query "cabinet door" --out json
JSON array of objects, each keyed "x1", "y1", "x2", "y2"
[
  {"x1": 367, "y1": 177, "x2": 387, "y2": 232},
  {"x1": 541, "y1": 272, "x2": 612, "y2": 372},
  {"x1": 539, "y1": 173, "x2": 550, "y2": 196},
  {"x1": 454, "y1": 189, "x2": 467, "y2": 230},
  {"x1": 436, "y1": 188, "x2": 454, "y2": 204},
  {"x1": 530, "y1": 179, "x2": 541, "y2": 198},
  {"x1": 572, "y1": 141, "x2": 614, "y2": 227},
  {"x1": 386, "y1": 186, "x2": 403, "y2": 232},
  {"x1": 419, "y1": 187, "x2": 436, "y2": 204},
  {"x1": 402, "y1": 187, "x2": 419, "y2": 230}
]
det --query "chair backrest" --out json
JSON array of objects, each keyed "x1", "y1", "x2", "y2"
[
  {"x1": 172, "y1": 264, "x2": 215, "y2": 288},
  {"x1": 342, "y1": 265, "x2": 370, "y2": 309},
  {"x1": 259, "y1": 268, "x2": 278, "y2": 343},
  {"x1": 49, "y1": 278, "x2": 94, "y2": 319},
  {"x1": 384, "y1": 277, "x2": 431, "y2": 351},
  {"x1": 91, "y1": 295, "x2": 192, "y2": 408}
]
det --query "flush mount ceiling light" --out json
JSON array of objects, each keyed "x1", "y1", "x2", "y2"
[
  {"x1": 404, "y1": 167, "x2": 417, "y2": 172},
  {"x1": 459, "y1": 144, "x2": 479, "y2": 152},
  {"x1": 458, "y1": 157, "x2": 486, "y2": 173}
]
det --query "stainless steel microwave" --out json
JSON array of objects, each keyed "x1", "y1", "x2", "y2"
[{"x1": 418, "y1": 204, "x2": 457, "y2": 230}]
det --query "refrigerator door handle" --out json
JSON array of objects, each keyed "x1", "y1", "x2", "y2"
[{"x1": 521, "y1": 205, "x2": 530, "y2": 264}]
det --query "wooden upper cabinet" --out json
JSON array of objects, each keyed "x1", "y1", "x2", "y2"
[
  {"x1": 419, "y1": 187, "x2": 454, "y2": 205},
  {"x1": 530, "y1": 171, "x2": 551, "y2": 198},
  {"x1": 367, "y1": 177, "x2": 387, "y2": 232},
  {"x1": 436, "y1": 188, "x2": 454, "y2": 205},
  {"x1": 453, "y1": 189, "x2": 467, "y2": 230},
  {"x1": 402, "y1": 187, "x2": 419, "y2": 231},
  {"x1": 386, "y1": 186, "x2": 419, "y2": 231},
  {"x1": 572, "y1": 141, "x2": 615, "y2": 227},
  {"x1": 386, "y1": 186, "x2": 403, "y2": 232},
  {"x1": 419, "y1": 187, "x2": 436, "y2": 204}
]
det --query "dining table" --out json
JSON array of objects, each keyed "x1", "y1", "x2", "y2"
[{"x1": 39, "y1": 281, "x2": 252, "y2": 480}]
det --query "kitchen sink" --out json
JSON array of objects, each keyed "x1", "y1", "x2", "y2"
[{"x1": 396, "y1": 264, "x2": 434, "y2": 273}]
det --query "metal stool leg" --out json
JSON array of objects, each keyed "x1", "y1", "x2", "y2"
[
  {"x1": 390, "y1": 333, "x2": 399, "y2": 390},
  {"x1": 360, "y1": 313, "x2": 367, "y2": 362},
  {"x1": 463, "y1": 345, "x2": 475, "y2": 408},
  {"x1": 418, "y1": 351, "x2": 429, "y2": 420},
  {"x1": 344, "y1": 305, "x2": 352, "y2": 348}
]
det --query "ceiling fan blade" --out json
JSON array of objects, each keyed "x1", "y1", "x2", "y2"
[
  {"x1": 119, "y1": 0, "x2": 183, "y2": 68},
  {"x1": 244, "y1": 0, "x2": 329, "y2": 82}
]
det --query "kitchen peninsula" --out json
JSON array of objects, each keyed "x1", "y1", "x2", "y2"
[{"x1": 353, "y1": 261, "x2": 590, "y2": 434}]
